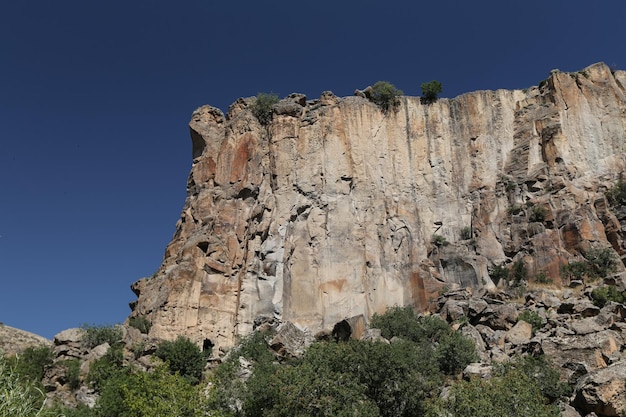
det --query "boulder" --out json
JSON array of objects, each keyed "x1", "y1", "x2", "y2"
[{"x1": 573, "y1": 361, "x2": 626, "y2": 416}]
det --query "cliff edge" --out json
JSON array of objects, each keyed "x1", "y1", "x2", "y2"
[{"x1": 130, "y1": 62, "x2": 626, "y2": 354}]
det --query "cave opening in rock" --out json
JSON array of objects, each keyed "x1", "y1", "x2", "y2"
[
  {"x1": 332, "y1": 320, "x2": 352, "y2": 341},
  {"x1": 202, "y1": 338, "x2": 214, "y2": 356}
]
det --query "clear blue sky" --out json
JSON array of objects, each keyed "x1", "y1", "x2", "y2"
[{"x1": 1, "y1": 0, "x2": 624, "y2": 339}]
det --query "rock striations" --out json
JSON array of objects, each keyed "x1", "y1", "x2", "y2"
[{"x1": 130, "y1": 62, "x2": 626, "y2": 354}]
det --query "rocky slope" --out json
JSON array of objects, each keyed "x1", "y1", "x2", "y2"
[
  {"x1": 130, "y1": 62, "x2": 626, "y2": 354},
  {"x1": 0, "y1": 323, "x2": 51, "y2": 355}
]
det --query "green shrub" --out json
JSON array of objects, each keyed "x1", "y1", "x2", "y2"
[
  {"x1": 427, "y1": 366, "x2": 560, "y2": 417},
  {"x1": 156, "y1": 336, "x2": 205, "y2": 384},
  {"x1": 95, "y1": 364, "x2": 208, "y2": 417},
  {"x1": 431, "y1": 234, "x2": 449, "y2": 247},
  {"x1": 251, "y1": 92, "x2": 279, "y2": 125},
  {"x1": 64, "y1": 358, "x2": 81, "y2": 391},
  {"x1": 518, "y1": 310, "x2": 543, "y2": 333},
  {"x1": 460, "y1": 226, "x2": 472, "y2": 240},
  {"x1": 371, "y1": 307, "x2": 476, "y2": 375},
  {"x1": 512, "y1": 260, "x2": 528, "y2": 285},
  {"x1": 561, "y1": 260, "x2": 590, "y2": 281},
  {"x1": 420, "y1": 80, "x2": 443, "y2": 104},
  {"x1": 529, "y1": 205, "x2": 547, "y2": 222},
  {"x1": 81, "y1": 323, "x2": 123, "y2": 349},
  {"x1": 584, "y1": 247, "x2": 619, "y2": 279},
  {"x1": 606, "y1": 179, "x2": 626, "y2": 206},
  {"x1": 512, "y1": 355, "x2": 571, "y2": 401},
  {"x1": 128, "y1": 316, "x2": 152, "y2": 334},
  {"x1": 591, "y1": 285, "x2": 626, "y2": 307},
  {"x1": 10, "y1": 345, "x2": 54, "y2": 383},
  {"x1": 369, "y1": 81, "x2": 403, "y2": 112},
  {"x1": 434, "y1": 331, "x2": 478, "y2": 375},
  {"x1": 0, "y1": 352, "x2": 48, "y2": 417},
  {"x1": 87, "y1": 344, "x2": 126, "y2": 390},
  {"x1": 535, "y1": 271, "x2": 551, "y2": 284}
]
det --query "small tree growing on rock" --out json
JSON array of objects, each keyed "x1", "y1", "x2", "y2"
[
  {"x1": 421, "y1": 80, "x2": 443, "y2": 104},
  {"x1": 369, "y1": 81, "x2": 403, "y2": 112},
  {"x1": 251, "y1": 92, "x2": 279, "y2": 125}
]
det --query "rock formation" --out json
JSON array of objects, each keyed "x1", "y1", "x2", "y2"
[
  {"x1": 0, "y1": 323, "x2": 51, "y2": 355},
  {"x1": 130, "y1": 62, "x2": 626, "y2": 354}
]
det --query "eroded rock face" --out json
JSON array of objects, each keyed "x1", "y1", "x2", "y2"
[{"x1": 130, "y1": 63, "x2": 626, "y2": 353}]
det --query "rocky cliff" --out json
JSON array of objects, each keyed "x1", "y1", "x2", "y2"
[{"x1": 130, "y1": 62, "x2": 626, "y2": 354}]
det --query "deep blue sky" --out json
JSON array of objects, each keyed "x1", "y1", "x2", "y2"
[{"x1": 1, "y1": 1, "x2": 624, "y2": 339}]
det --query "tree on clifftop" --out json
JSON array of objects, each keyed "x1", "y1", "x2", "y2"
[
  {"x1": 421, "y1": 80, "x2": 443, "y2": 104},
  {"x1": 370, "y1": 81, "x2": 403, "y2": 112}
]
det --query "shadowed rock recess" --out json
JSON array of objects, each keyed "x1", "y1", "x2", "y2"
[{"x1": 129, "y1": 62, "x2": 626, "y2": 354}]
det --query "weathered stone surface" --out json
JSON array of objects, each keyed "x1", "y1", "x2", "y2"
[
  {"x1": 129, "y1": 62, "x2": 626, "y2": 353},
  {"x1": 573, "y1": 361, "x2": 626, "y2": 416},
  {"x1": 505, "y1": 320, "x2": 533, "y2": 345},
  {"x1": 269, "y1": 321, "x2": 312, "y2": 358},
  {"x1": 0, "y1": 324, "x2": 50, "y2": 355}
]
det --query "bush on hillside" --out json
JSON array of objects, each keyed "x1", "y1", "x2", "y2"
[
  {"x1": 128, "y1": 316, "x2": 152, "y2": 334},
  {"x1": 591, "y1": 285, "x2": 626, "y2": 307},
  {"x1": 606, "y1": 179, "x2": 626, "y2": 206},
  {"x1": 156, "y1": 336, "x2": 205, "y2": 384},
  {"x1": 81, "y1": 323, "x2": 123, "y2": 349}
]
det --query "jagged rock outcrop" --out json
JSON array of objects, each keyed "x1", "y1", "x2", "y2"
[{"x1": 130, "y1": 62, "x2": 626, "y2": 353}]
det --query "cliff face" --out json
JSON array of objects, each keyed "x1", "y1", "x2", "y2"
[{"x1": 130, "y1": 63, "x2": 626, "y2": 353}]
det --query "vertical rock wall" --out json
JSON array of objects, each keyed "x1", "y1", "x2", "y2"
[{"x1": 130, "y1": 63, "x2": 626, "y2": 353}]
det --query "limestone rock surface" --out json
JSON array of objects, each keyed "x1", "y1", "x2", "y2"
[{"x1": 130, "y1": 63, "x2": 626, "y2": 353}]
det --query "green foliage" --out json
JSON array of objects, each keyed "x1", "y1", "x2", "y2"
[
  {"x1": 251, "y1": 92, "x2": 279, "y2": 125},
  {"x1": 426, "y1": 360, "x2": 561, "y2": 417},
  {"x1": 370, "y1": 307, "x2": 476, "y2": 375},
  {"x1": 248, "y1": 356, "x2": 380, "y2": 417},
  {"x1": 369, "y1": 81, "x2": 403, "y2": 112},
  {"x1": 10, "y1": 346, "x2": 54, "y2": 384},
  {"x1": 583, "y1": 247, "x2": 619, "y2": 279},
  {"x1": 211, "y1": 312, "x2": 474, "y2": 417},
  {"x1": 606, "y1": 179, "x2": 626, "y2": 206},
  {"x1": 94, "y1": 364, "x2": 208, "y2": 417},
  {"x1": 591, "y1": 285, "x2": 626, "y2": 307},
  {"x1": 370, "y1": 305, "x2": 423, "y2": 341},
  {"x1": 156, "y1": 336, "x2": 205, "y2": 384},
  {"x1": 561, "y1": 261, "x2": 589, "y2": 281},
  {"x1": 460, "y1": 226, "x2": 472, "y2": 240},
  {"x1": 87, "y1": 344, "x2": 127, "y2": 390},
  {"x1": 518, "y1": 310, "x2": 543, "y2": 333},
  {"x1": 511, "y1": 355, "x2": 571, "y2": 401},
  {"x1": 128, "y1": 316, "x2": 152, "y2": 334},
  {"x1": 209, "y1": 330, "x2": 276, "y2": 414},
  {"x1": 431, "y1": 234, "x2": 449, "y2": 247},
  {"x1": 561, "y1": 247, "x2": 619, "y2": 281},
  {"x1": 61, "y1": 358, "x2": 81, "y2": 391},
  {"x1": 420, "y1": 80, "x2": 443, "y2": 104},
  {"x1": 47, "y1": 403, "x2": 96, "y2": 417},
  {"x1": 535, "y1": 271, "x2": 551, "y2": 284},
  {"x1": 529, "y1": 205, "x2": 547, "y2": 222},
  {"x1": 435, "y1": 331, "x2": 479, "y2": 375},
  {"x1": 130, "y1": 341, "x2": 146, "y2": 359},
  {"x1": 512, "y1": 260, "x2": 528, "y2": 285},
  {"x1": 0, "y1": 352, "x2": 49, "y2": 417},
  {"x1": 489, "y1": 264, "x2": 509, "y2": 286},
  {"x1": 232, "y1": 329, "x2": 276, "y2": 364},
  {"x1": 81, "y1": 323, "x2": 123, "y2": 349}
]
